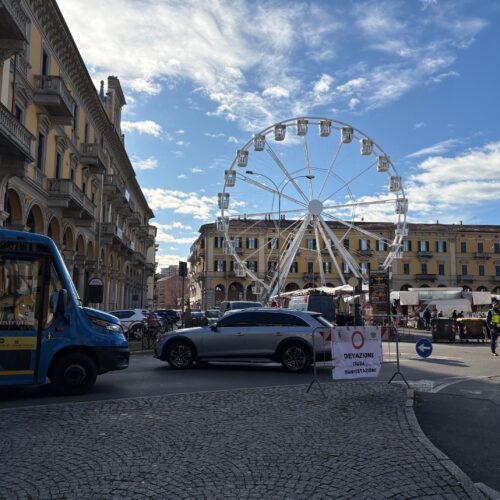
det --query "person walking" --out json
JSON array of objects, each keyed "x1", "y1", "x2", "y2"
[
  {"x1": 423, "y1": 308, "x2": 431, "y2": 330},
  {"x1": 486, "y1": 301, "x2": 500, "y2": 356},
  {"x1": 182, "y1": 305, "x2": 192, "y2": 329}
]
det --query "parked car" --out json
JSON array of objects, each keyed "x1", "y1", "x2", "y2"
[
  {"x1": 154, "y1": 308, "x2": 332, "y2": 372},
  {"x1": 109, "y1": 309, "x2": 148, "y2": 338},
  {"x1": 155, "y1": 309, "x2": 181, "y2": 330},
  {"x1": 190, "y1": 310, "x2": 208, "y2": 327},
  {"x1": 205, "y1": 308, "x2": 221, "y2": 325},
  {"x1": 219, "y1": 300, "x2": 263, "y2": 314}
]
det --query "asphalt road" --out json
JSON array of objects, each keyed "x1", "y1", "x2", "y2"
[{"x1": 1, "y1": 340, "x2": 500, "y2": 492}]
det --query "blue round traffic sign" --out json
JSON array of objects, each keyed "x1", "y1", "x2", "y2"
[{"x1": 416, "y1": 338, "x2": 433, "y2": 358}]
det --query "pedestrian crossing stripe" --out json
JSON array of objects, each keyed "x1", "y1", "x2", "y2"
[{"x1": 0, "y1": 336, "x2": 37, "y2": 350}]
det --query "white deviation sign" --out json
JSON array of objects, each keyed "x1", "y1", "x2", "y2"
[{"x1": 332, "y1": 327, "x2": 382, "y2": 380}]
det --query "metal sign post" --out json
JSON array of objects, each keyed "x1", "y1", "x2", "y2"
[
  {"x1": 179, "y1": 261, "x2": 187, "y2": 328},
  {"x1": 306, "y1": 326, "x2": 327, "y2": 398}
]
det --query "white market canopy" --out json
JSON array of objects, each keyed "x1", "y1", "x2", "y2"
[{"x1": 274, "y1": 285, "x2": 354, "y2": 299}]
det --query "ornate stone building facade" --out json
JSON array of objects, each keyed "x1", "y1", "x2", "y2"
[
  {"x1": 0, "y1": 0, "x2": 156, "y2": 309},
  {"x1": 189, "y1": 221, "x2": 500, "y2": 307}
]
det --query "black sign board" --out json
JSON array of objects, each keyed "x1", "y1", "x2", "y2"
[
  {"x1": 369, "y1": 271, "x2": 389, "y2": 320},
  {"x1": 179, "y1": 261, "x2": 188, "y2": 277}
]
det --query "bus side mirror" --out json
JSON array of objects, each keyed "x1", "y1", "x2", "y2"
[{"x1": 50, "y1": 289, "x2": 69, "y2": 316}]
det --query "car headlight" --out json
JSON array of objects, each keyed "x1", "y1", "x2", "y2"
[{"x1": 88, "y1": 316, "x2": 122, "y2": 333}]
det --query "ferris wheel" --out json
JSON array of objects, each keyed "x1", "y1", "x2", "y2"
[{"x1": 218, "y1": 116, "x2": 407, "y2": 302}]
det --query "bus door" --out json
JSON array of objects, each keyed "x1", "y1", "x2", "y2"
[{"x1": 0, "y1": 252, "x2": 47, "y2": 386}]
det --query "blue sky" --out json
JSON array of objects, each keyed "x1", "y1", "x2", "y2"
[{"x1": 58, "y1": 0, "x2": 500, "y2": 267}]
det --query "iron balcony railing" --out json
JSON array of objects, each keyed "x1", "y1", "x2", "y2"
[
  {"x1": 80, "y1": 143, "x2": 107, "y2": 173},
  {"x1": 34, "y1": 75, "x2": 74, "y2": 122},
  {"x1": 47, "y1": 179, "x2": 95, "y2": 217},
  {"x1": 0, "y1": 101, "x2": 32, "y2": 161}
]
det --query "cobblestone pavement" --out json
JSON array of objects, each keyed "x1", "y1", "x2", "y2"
[{"x1": 0, "y1": 383, "x2": 483, "y2": 499}]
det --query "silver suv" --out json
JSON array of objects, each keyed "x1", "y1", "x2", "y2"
[{"x1": 154, "y1": 308, "x2": 331, "y2": 372}]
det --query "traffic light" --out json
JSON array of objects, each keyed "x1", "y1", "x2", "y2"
[{"x1": 179, "y1": 261, "x2": 188, "y2": 277}]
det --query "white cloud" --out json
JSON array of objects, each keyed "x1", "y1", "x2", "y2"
[
  {"x1": 59, "y1": 0, "x2": 487, "y2": 125},
  {"x1": 348, "y1": 98, "x2": 360, "y2": 110},
  {"x1": 131, "y1": 155, "x2": 158, "y2": 171},
  {"x1": 153, "y1": 223, "x2": 197, "y2": 245},
  {"x1": 204, "y1": 132, "x2": 225, "y2": 138},
  {"x1": 227, "y1": 136, "x2": 239, "y2": 144},
  {"x1": 190, "y1": 167, "x2": 204, "y2": 174},
  {"x1": 427, "y1": 71, "x2": 459, "y2": 84},
  {"x1": 156, "y1": 253, "x2": 188, "y2": 267},
  {"x1": 164, "y1": 221, "x2": 193, "y2": 230},
  {"x1": 414, "y1": 122, "x2": 425, "y2": 129},
  {"x1": 420, "y1": 0, "x2": 437, "y2": 10},
  {"x1": 406, "y1": 142, "x2": 500, "y2": 221},
  {"x1": 313, "y1": 74, "x2": 334, "y2": 94},
  {"x1": 406, "y1": 139, "x2": 461, "y2": 158},
  {"x1": 175, "y1": 151, "x2": 184, "y2": 158},
  {"x1": 176, "y1": 140, "x2": 189, "y2": 146},
  {"x1": 262, "y1": 86, "x2": 290, "y2": 99},
  {"x1": 176, "y1": 129, "x2": 185, "y2": 134},
  {"x1": 122, "y1": 120, "x2": 162, "y2": 137},
  {"x1": 177, "y1": 174, "x2": 187, "y2": 179},
  {"x1": 142, "y1": 187, "x2": 217, "y2": 220},
  {"x1": 336, "y1": 78, "x2": 366, "y2": 95}
]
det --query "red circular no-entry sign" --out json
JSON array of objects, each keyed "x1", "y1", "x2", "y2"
[{"x1": 351, "y1": 330, "x2": 365, "y2": 350}]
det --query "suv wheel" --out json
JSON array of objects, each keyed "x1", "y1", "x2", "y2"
[
  {"x1": 281, "y1": 343, "x2": 310, "y2": 373},
  {"x1": 165, "y1": 341, "x2": 194, "y2": 369}
]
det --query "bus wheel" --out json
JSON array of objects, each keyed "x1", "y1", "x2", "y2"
[{"x1": 50, "y1": 352, "x2": 97, "y2": 396}]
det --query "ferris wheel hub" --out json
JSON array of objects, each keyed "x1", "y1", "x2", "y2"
[{"x1": 308, "y1": 199, "x2": 324, "y2": 216}]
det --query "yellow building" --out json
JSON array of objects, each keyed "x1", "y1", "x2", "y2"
[
  {"x1": 0, "y1": 0, "x2": 156, "y2": 310},
  {"x1": 394, "y1": 223, "x2": 500, "y2": 294},
  {"x1": 188, "y1": 220, "x2": 500, "y2": 307}
]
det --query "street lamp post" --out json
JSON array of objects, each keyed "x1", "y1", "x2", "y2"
[{"x1": 246, "y1": 170, "x2": 314, "y2": 304}]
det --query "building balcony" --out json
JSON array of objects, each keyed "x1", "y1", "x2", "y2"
[
  {"x1": 128, "y1": 210, "x2": 141, "y2": 226},
  {"x1": 417, "y1": 251, "x2": 433, "y2": 258},
  {"x1": 357, "y1": 249, "x2": 373, "y2": 256},
  {"x1": 321, "y1": 247, "x2": 337, "y2": 255},
  {"x1": 34, "y1": 75, "x2": 74, "y2": 125},
  {"x1": 137, "y1": 226, "x2": 149, "y2": 239},
  {"x1": 47, "y1": 179, "x2": 95, "y2": 219},
  {"x1": 491, "y1": 276, "x2": 500, "y2": 282},
  {"x1": 457, "y1": 275, "x2": 474, "y2": 283},
  {"x1": 474, "y1": 252, "x2": 490, "y2": 259},
  {"x1": 415, "y1": 273, "x2": 437, "y2": 281},
  {"x1": 80, "y1": 143, "x2": 107, "y2": 174},
  {"x1": 303, "y1": 272, "x2": 317, "y2": 280},
  {"x1": 133, "y1": 251, "x2": 146, "y2": 264},
  {"x1": 99, "y1": 222, "x2": 124, "y2": 245},
  {"x1": 0, "y1": 102, "x2": 32, "y2": 163},
  {"x1": 145, "y1": 262, "x2": 156, "y2": 275},
  {"x1": 0, "y1": 0, "x2": 27, "y2": 59},
  {"x1": 103, "y1": 174, "x2": 126, "y2": 198}
]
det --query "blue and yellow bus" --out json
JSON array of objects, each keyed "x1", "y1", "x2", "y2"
[{"x1": 0, "y1": 229, "x2": 129, "y2": 395}]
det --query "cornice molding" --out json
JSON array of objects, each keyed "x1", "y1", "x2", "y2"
[{"x1": 27, "y1": 0, "x2": 153, "y2": 218}]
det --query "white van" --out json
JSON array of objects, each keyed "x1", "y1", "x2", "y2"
[
  {"x1": 288, "y1": 293, "x2": 335, "y2": 322},
  {"x1": 419, "y1": 299, "x2": 472, "y2": 318}
]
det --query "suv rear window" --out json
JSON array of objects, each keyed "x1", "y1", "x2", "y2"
[{"x1": 218, "y1": 311, "x2": 309, "y2": 327}]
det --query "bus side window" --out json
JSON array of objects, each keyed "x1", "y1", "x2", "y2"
[
  {"x1": 44, "y1": 260, "x2": 64, "y2": 328},
  {"x1": 0, "y1": 258, "x2": 40, "y2": 330}
]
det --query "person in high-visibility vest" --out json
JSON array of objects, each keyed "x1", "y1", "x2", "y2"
[{"x1": 486, "y1": 301, "x2": 500, "y2": 356}]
